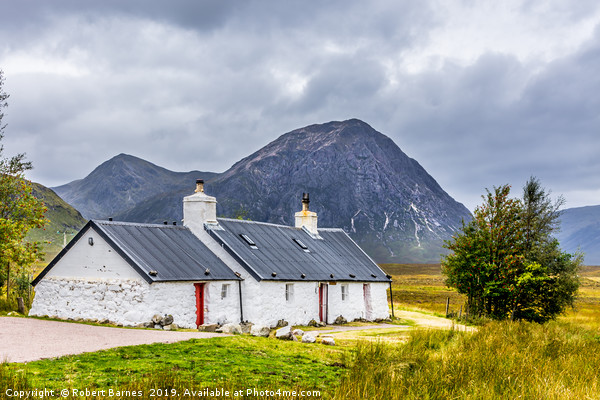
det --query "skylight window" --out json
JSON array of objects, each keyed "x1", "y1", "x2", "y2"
[
  {"x1": 293, "y1": 238, "x2": 309, "y2": 252},
  {"x1": 240, "y1": 234, "x2": 258, "y2": 249}
]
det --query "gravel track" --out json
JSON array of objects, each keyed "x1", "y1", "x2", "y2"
[{"x1": 0, "y1": 317, "x2": 223, "y2": 363}]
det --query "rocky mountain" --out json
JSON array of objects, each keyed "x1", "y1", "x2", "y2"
[
  {"x1": 52, "y1": 154, "x2": 217, "y2": 221},
  {"x1": 52, "y1": 119, "x2": 472, "y2": 263},
  {"x1": 555, "y1": 205, "x2": 600, "y2": 265},
  {"x1": 206, "y1": 119, "x2": 471, "y2": 262}
]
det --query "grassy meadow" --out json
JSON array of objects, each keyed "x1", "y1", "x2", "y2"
[{"x1": 1, "y1": 263, "x2": 600, "y2": 399}]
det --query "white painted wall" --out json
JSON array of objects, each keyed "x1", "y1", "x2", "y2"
[
  {"x1": 326, "y1": 282, "x2": 390, "y2": 322},
  {"x1": 29, "y1": 278, "x2": 241, "y2": 328},
  {"x1": 241, "y1": 280, "x2": 321, "y2": 327},
  {"x1": 45, "y1": 228, "x2": 140, "y2": 280},
  {"x1": 30, "y1": 277, "x2": 152, "y2": 326}
]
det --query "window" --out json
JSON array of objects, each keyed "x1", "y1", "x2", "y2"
[
  {"x1": 285, "y1": 283, "x2": 294, "y2": 302},
  {"x1": 221, "y1": 284, "x2": 230, "y2": 299},
  {"x1": 341, "y1": 284, "x2": 349, "y2": 301},
  {"x1": 240, "y1": 234, "x2": 258, "y2": 249},
  {"x1": 292, "y1": 238, "x2": 309, "y2": 252}
]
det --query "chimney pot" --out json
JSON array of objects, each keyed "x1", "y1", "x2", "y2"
[
  {"x1": 302, "y1": 192, "x2": 310, "y2": 211},
  {"x1": 295, "y1": 192, "x2": 318, "y2": 235},
  {"x1": 195, "y1": 179, "x2": 205, "y2": 193}
]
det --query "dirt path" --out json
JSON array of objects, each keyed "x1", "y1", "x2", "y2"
[
  {"x1": 395, "y1": 310, "x2": 476, "y2": 332},
  {"x1": 310, "y1": 311, "x2": 475, "y2": 337},
  {"x1": 313, "y1": 323, "x2": 407, "y2": 334},
  {"x1": 0, "y1": 317, "x2": 224, "y2": 363}
]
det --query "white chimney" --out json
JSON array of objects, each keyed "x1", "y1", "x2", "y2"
[
  {"x1": 295, "y1": 192, "x2": 318, "y2": 235},
  {"x1": 183, "y1": 179, "x2": 217, "y2": 238}
]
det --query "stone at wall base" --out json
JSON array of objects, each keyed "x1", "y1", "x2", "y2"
[
  {"x1": 161, "y1": 314, "x2": 174, "y2": 326},
  {"x1": 217, "y1": 323, "x2": 242, "y2": 334},
  {"x1": 250, "y1": 325, "x2": 271, "y2": 337},
  {"x1": 240, "y1": 322, "x2": 253, "y2": 334},
  {"x1": 198, "y1": 323, "x2": 219, "y2": 332},
  {"x1": 163, "y1": 323, "x2": 178, "y2": 331}
]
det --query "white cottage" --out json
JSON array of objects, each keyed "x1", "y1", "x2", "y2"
[{"x1": 30, "y1": 180, "x2": 391, "y2": 328}]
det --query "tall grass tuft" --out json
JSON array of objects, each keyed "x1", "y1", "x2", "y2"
[
  {"x1": 0, "y1": 362, "x2": 32, "y2": 393},
  {"x1": 335, "y1": 321, "x2": 600, "y2": 399}
]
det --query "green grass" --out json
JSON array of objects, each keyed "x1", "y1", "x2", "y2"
[
  {"x1": 382, "y1": 263, "x2": 467, "y2": 316},
  {"x1": 334, "y1": 320, "x2": 600, "y2": 399},
  {"x1": 1, "y1": 336, "x2": 344, "y2": 398}
]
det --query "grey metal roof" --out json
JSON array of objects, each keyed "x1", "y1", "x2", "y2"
[
  {"x1": 206, "y1": 218, "x2": 390, "y2": 282},
  {"x1": 33, "y1": 220, "x2": 240, "y2": 285}
]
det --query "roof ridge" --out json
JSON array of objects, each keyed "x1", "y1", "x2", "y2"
[
  {"x1": 217, "y1": 217, "x2": 301, "y2": 230},
  {"x1": 93, "y1": 220, "x2": 186, "y2": 229}
]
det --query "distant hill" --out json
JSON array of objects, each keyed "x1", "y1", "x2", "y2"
[
  {"x1": 556, "y1": 205, "x2": 600, "y2": 266},
  {"x1": 26, "y1": 183, "x2": 87, "y2": 260},
  {"x1": 52, "y1": 153, "x2": 218, "y2": 221},
  {"x1": 51, "y1": 119, "x2": 472, "y2": 263}
]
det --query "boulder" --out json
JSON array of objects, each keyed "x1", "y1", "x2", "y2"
[
  {"x1": 250, "y1": 325, "x2": 271, "y2": 337},
  {"x1": 302, "y1": 333, "x2": 317, "y2": 343},
  {"x1": 275, "y1": 325, "x2": 292, "y2": 340},
  {"x1": 276, "y1": 319, "x2": 289, "y2": 328},
  {"x1": 163, "y1": 323, "x2": 178, "y2": 331},
  {"x1": 292, "y1": 328, "x2": 305, "y2": 336},
  {"x1": 198, "y1": 323, "x2": 219, "y2": 332},
  {"x1": 239, "y1": 322, "x2": 253, "y2": 334},
  {"x1": 161, "y1": 314, "x2": 174, "y2": 326},
  {"x1": 217, "y1": 323, "x2": 242, "y2": 334},
  {"x1": 321, "y1": 336, "x2": 335, "y2": 346},
  {"x1": 333, "y1": 316, "x2": 347, "y2": 325},
  {"x1": 151, "y1": 314, "x2": 163, "y2": 324}
]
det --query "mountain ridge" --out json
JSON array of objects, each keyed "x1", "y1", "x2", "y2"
[{"x1": 51, "y1": 119, "x2": 473, "y2": 263}]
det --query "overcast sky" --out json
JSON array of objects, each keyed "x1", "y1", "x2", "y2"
[{"x1": 1, "y1": 1, "x2": 599, "y2": 211}]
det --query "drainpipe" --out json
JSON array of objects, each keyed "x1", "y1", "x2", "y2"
[
  {"x1": 386, "y1": 274, "x2": 395, "y2": 319},
  {"x1": 235, "y1": 272, "x2": 244, "y2": 323},
  {"x1": 326, "y1": 283, "x2": 329, "y2": 324}
]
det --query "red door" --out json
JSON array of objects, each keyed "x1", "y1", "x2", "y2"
[
  {"x1": 195, "y1": 283, "x2": 205, "y2": 327},
  {"x1": 319, "y1": 283, "x2": 328, "y2": 323}
]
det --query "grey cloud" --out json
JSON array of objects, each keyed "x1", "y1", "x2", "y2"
[{"x1": 1, "y1": 1, "x2": 600, "y2": 212}]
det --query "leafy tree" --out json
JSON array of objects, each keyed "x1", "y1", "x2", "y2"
[
  {"x1": 0, "y1": 69, "x2": 47, "y2": 304},
  {"x1": 511, "y1": 177, "x2": 580, "y2": 322},
  {"x1": 442, "y1": 180, "x2": 581, "y2": 322}
]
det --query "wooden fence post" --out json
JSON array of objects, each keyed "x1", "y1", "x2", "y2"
[
  {"x1": 17, "y1": 297, "x2": 25, "y2": 314},
  {"x1": 445, "y1": 297, "x2": 450, "y2": 317}
]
